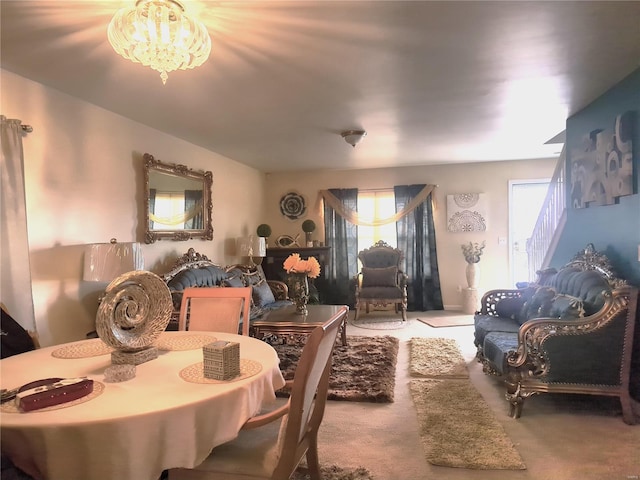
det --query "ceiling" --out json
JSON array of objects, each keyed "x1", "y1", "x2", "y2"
[{"x1": 2, "y1": 1, "x2": 639, "y2": 173}]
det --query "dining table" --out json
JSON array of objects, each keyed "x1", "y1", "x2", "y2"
[{"x1": 0, "y1": 331, "x2": 286, "y2": 480}]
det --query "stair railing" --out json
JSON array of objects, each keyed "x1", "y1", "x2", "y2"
[{"x1": 526, "y1": 145, "x2": 567, "y2": 281}]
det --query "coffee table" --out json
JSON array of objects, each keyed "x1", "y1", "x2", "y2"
[{"x1": 251, "y1": 304, "x2": 349, "y2": 346}]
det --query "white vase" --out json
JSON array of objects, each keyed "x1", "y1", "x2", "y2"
[{"x1": 465, "y1": 262, "x2": 480, "y2": 289}]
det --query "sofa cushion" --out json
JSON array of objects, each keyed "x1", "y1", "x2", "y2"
[
  {"x1": 252, "y1": 281, "x2": 276, "y2": 307},
  {"x1": 483, "y1": 331, "x2": 520, "y2": 375},
  {"x1": 549, "y1": 294, "x2": 585, "y2": 320},
  {"x1": 167, "y1": 266, "x2": 228, "y2": 290},
  {"x1": 361, "y1": 266, "x2": 397, "y2": 287},
  {"x1": 495, "y1": 297, "x2": 526, "y2": 321},
  {"x1": 474, "y1": 314, "x2": 521, "y2": 347}
]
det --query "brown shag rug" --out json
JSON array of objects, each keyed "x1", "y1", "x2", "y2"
[
  {"x1": 274, "y1": 335, "x2": 399, "y2": 402},
  {"x1": 409, "y1": 337, "x2": 469, "y2": 378},
  {"x1": 292, "y1": 465, "x2": 374, "y2": 480}
]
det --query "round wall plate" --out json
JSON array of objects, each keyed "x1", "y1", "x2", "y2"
[{"x1": 279, "y1": 191, "x2": 306, "y2": 220}]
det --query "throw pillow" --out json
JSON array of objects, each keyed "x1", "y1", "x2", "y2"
[
  {"x1": 252, "y1": 280, "x2": 276, "y2": 308},
  {"x1": 495, "y1": 297, "x2": 526, "y2": 320},
  {"x1": 549, "y1": 294, "x2": 585, "y2": 320},
  {"x1": 519, "y1": 286, "x2": 556, "y2": 324},
  {"x1": 223, "y1": 276, "x2": 244, "y2": 288},
  {"x1": 361, "y1": 266, "x2": 398, "y2": 287}
]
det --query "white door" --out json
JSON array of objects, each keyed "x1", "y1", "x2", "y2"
[{"x1": 508, "y1": 180, "x2": 550, "y2": 286}]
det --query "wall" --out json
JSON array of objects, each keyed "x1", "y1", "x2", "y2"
[
  {"x1": 1, "y1": 70, "x2": 266, "y2": 347},
  {"x1": 552, "y1": 68, "x2": 640, "y2": 284},
  {"x1": 263, "y1": 158, "x2": 557, "y2": 310}
]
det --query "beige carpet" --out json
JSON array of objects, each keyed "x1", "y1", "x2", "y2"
[
  {"x1": 409, "y1": 337, "x2": 526, "y2": 470},
  {"x1": 274, "y1": 335, "x2": 399, "y2": 402},
  {"x1": 409, "y1": 337, "x2": 469, "y2": 378}
]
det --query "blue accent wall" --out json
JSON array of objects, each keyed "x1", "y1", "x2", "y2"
[{"x1": 551, "y1": 68, "x2": 640, "y2": 286}]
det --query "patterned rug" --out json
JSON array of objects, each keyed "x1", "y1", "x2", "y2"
[
  {"x1": 274, "y1": 335, "x2": 399, "y2": 402},
  {"x1": 292, "y1": 465, "x2": 374, "y2": 480}
]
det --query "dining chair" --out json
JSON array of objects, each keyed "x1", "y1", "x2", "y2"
[
  {"x1": 178, "y1": 287, "x2": 252, "y2": 336},
  {"x1": 168, "y1": 310, "x2": 343, "y2": 480}
]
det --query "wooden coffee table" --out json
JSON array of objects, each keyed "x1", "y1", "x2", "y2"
[{"x1": 251, "y1": 304, "x2": 349, "y2": 346}]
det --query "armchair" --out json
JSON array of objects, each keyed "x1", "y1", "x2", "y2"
[{"x1": 354, "y1": 240, "x2": 408, "y2": 322}]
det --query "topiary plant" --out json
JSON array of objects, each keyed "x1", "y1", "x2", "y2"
[
  {"x1": 301, "y1": 219, "x2": 316, "y2": 233},
  {"x1": 256, "y1": 224, "x2": 272, "y2": 237}
]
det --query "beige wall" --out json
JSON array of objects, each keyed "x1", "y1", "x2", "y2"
[
  {"x1": 2, "y1": 70, "x2": 266, "y2": 347},
  {"x1": 263, "y1": 159, "x2": 556, "y2": 309}
]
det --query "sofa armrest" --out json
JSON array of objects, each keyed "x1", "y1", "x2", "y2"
[
  {"x1": 267, "y1": 280, "x2": 289, "y2": 301},
  {"x1": 506, "y1": 287, "x2": 637, "y2": 382},
  {"x1": 479, "y1": 289, "x2": 523, "y2": 316}
]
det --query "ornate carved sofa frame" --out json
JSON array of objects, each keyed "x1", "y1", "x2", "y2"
[
  {"x1": 162, "y1": 248, "x2": 292, "y2": 331},
  {"x1": 474, "y1": 244, "x2": 638, "y2": 424}
]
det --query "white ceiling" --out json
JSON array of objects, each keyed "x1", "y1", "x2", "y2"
[{"x1": 2, "y1": 1, "x2": 639, "y2": 172}]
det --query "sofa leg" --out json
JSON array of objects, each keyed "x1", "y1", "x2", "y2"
[{"x1": 505, "y1": 379, "x2": 525, "y2": 419}]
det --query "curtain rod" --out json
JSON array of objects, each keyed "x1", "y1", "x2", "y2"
[{"x1": 21, "y1": 124, "x2": 33, "y2": 133}]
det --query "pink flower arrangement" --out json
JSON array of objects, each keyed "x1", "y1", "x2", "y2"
[{"x1": 283, "y1": 253, "x2": 321, "y2": 279}]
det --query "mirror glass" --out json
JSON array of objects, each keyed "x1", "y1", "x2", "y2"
[{"x1": 144, "y1": 153, "x2": 213, "y2": 243}]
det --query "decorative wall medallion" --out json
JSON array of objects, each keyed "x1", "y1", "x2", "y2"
[
  {"x1": 447, "y1": 193, "x2": 488, "y2": 232},
  {"x1": 279, "y1": 191, "x2": 307, "y2": 220}
]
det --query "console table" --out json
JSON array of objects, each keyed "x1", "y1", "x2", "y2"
[{"x1": 262, "y1": 246, "x2": 331, "y2": 302}]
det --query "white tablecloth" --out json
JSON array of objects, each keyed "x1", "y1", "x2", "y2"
[{"x1": 0, "y1": 331, "x2": 285, "y2": 480}]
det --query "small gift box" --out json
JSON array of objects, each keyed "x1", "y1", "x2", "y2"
[{"x1": 203, "y1": 341, "x2": 240, "y2": 380}]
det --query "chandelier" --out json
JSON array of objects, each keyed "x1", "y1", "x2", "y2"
[{"x1": 108, "y1": 0, "x2": 211, "y2": 84}]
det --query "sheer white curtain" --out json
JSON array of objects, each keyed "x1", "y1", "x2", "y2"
[{"x1": 1, "y1": 115, "x2": 36, "y2": 333}]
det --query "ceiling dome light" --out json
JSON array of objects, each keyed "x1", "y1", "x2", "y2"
[
  {"x1": 341, "y1": 130, "x2": 367, "y2": 147},
  {"x1": 107, "y1": 0, "x2": 211, "y2": 84}
]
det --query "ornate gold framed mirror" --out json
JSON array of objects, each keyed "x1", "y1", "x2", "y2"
[{"x1": 143, "y1": 153, "x2": 213, "y2": 243}]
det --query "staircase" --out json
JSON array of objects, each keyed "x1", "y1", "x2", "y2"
[{"x1": 526, "y1": 145, "x2": 567, "y2": 281}]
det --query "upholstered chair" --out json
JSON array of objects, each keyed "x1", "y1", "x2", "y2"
[{"x1": 354, "y1": 240, "x2": 408, "y2": 322}]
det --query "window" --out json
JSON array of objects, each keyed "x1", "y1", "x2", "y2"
[
  {"x1": 152, "y1": 191, "x2": 186, "y2": 231},
  {"x1": 357, "y1": 189, "x2": 397, "y2": 256}
]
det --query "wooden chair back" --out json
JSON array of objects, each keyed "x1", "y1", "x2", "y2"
[{"x1": 178, "y1": 287, "x2": 252, "y2": 336}]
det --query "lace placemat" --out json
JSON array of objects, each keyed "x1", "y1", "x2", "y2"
[
  {"x1": 156, "y1": 333, "x2": 218, "y2": 351},
  {"x1": 1, "y1": 381, "x2": 105, "y2": 414},
  {"x1": 51, "y1": 340, "x2": 113, "y2": 359},
  {"x1": 180, "y1": 359, "x2": 262, "y2": 384}
]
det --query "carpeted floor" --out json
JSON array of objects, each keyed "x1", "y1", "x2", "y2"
[
  {"x1": 408, "y1": 338, "x2": 526, "y2": 470},
  {"x1": 274, "y1": 335, "x2": 399, "y2": 402}
]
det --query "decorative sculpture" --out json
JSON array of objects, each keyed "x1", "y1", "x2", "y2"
[{"x1": 96, "y1": 271, "x2": 172, "y2": 365}]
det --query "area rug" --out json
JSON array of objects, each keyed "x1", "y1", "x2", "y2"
[
  {"x1": 274, "y1": 335, "x2": 399, "y2": 403},
  {"x1": 292, "y1": 465, "x2": 374, "y2": 480},
  {"x1": 349, "y1": 312, "x2": 408, "y2": 330},
  {"x1": 417, "y1": 315, "x2": 474, "y2": 328},
  {"x1": 409, "y1": 379, "x2": 526, "y2": 470},
  {"x1": 409, "y1": 337, "x2": 469, "y2": 378}
]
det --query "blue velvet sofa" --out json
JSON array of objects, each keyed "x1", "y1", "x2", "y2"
[
  {"x1": 163, "y1": 248, "x2": 292, "y2": 331},
  {"x1": 474, "y1": 244, "x2": 638, "y2": 424}
]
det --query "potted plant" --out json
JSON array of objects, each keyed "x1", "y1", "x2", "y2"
[
  {"x1": 256, "y1": 224, "x2": 272, "y2": 246},
  {"x1": 301, "y1": 219, "x2": 316, "y2": 247}
]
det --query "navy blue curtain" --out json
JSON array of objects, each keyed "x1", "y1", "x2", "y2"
[
  {"x1": 184, "y1": 190, "x2": 203, "y2": 229},
  {"x1": 322, "y1": 188, "x2": 358, "y2": 306},
  {"x1": 394, "y1": 185, "x2": 443, "y2": 311}
]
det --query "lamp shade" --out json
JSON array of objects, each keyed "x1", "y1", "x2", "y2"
[
  {"x1": 236, "y1": 236, "x2": 266, "y2": 258},
  {"x1": 83, "y1": 241, "x2": 144, "y2": 282}
]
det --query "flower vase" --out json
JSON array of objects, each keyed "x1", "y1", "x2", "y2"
[
  {"x1": 287, "y1": 273, "x2": 309, "y2": 315},
  {"x1": 465, "y1": 262, "x2": 480, "y2": 289}
]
